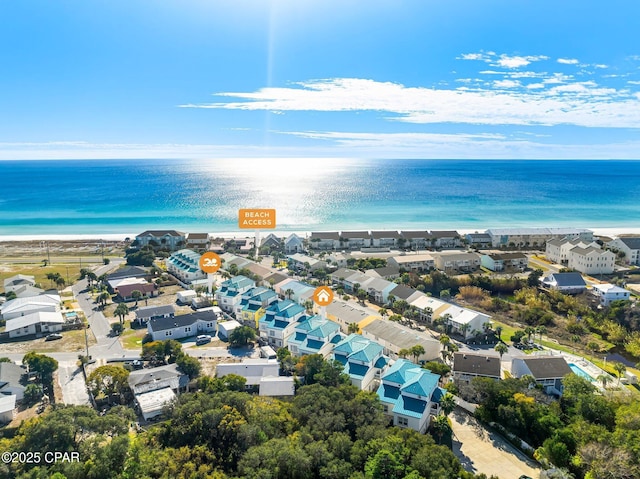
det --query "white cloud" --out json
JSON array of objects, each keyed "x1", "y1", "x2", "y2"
[
  {"x1": 628, "y1": 80, "x2": 640, "y2": 85},
  {"x1": 558, "y1": 58, "x2": 580, "y2": 65},
  {"x1": 493, "y1": 79, "x2": 520, "y2": 89},
  {"x1": 527, "y1": 83, "x2": 545, "y2": 90},
  {"x1": 496, "y1": 54, "x2": 548, "y2": 68},
  {"x1": 182, "y1": 77, "x2": 640, "y2": 128}
]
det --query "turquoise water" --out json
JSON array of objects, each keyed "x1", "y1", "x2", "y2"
[
  {"x1": 569, "y1": 363, "x2": 594, "y2": 382},
  {"x1": 0, "y1": 159, "x2": 639, "y2": 235}
]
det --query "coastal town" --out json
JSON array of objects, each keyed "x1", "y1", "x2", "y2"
[{"x1": 1, "y1": 226, "x2": 639, "y2": 479}]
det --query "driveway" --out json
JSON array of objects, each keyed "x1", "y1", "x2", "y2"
[
  {"x1": 57, "y1": 361, "x2": 90, "y2": 406},
  {"x1": 450, "y1": 409, "x2": 540, "y2": 479}
]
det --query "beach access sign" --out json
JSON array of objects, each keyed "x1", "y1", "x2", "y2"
[
  {"x1": 238, "y1": 208, "x2": 276, "y2": 229},
  {"x1": 199, "y1": 252, "x2": 222, "y2": 274}
]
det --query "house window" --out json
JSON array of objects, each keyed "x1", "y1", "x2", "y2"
[
  {"x1": 185, "y1": 327, "x2": 191, "y2": 332},
  {"x1": 165, "y1": 331, "x2": 172, "y2": 336},
  {"x1": 397, "y1": 417, "x2": 408, "y2": 427},
  {"x1": 383, "y1": 405, "x2": 388, "y2": 413}
]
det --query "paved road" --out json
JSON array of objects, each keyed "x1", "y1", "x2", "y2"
[
  {"x1": 450, "y1": 409, "x2": 540, "y2": 479},
  {"x1": 57, "y1": 361, "x2": 90, "y2": 405}
]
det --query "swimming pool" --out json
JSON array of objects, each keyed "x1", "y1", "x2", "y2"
[{"x1": 569, "y1": 363, "x2": 594, "y2": 382}]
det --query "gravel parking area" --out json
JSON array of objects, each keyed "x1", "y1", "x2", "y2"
[{"x1": 450, "y1": 409, "x2": 540, "y2": 479}]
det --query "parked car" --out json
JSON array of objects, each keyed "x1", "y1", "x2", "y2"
[
  {"x1": 45, "y1": 333, "x2": 63, "y2": 341},
  {"x1": 196, "y1": 335, "x2": 212, "y2": 346}
]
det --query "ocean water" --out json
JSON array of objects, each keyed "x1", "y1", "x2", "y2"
[{"x1": 0, "y1": 158, "x2": 638, "y2": 235}]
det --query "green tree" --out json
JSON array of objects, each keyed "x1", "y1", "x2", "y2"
[
  {"x1": 23, "y1": 383, "x2": 44, "y2": 406},
  {"x1": 131, "y1": 289, "x2": 143, "y2": 307},
  {"x1": 87, "y1": 365, "x2": 131, "y2": 401},
  {"x1": 613, "y1": 362, "x2": 626, "y2": 386},
  {"x1": 285, "y1": 288, "x2": 295, "y2": 300},
  {"x1": 228, "y1": 326, "x2": 256, "y2": 347},
  {"x1": 430, "y1": 414, "x2": 452, "y2": 445},
  {"x1": 23, "y1": 352, "x2": 58, "y2": 385},
  {"x1": 111, "y1": 322, "x2": 124, "y2": 335},
  {"x1": 410, "y1": 344, "x2": 425, "y2": 363},
  {"x1": 347, "y1": 322, "x2": 360, "y2": 334},
  {"x1": 439, "y1": 393, "x2": 456, "y2": 417},
  {"x1": 176, "y1": 352, "x2": 201, "y2": 379},
  {"x1": 365, "y1": 449, "x2": 405, "y2": 479},
  {"x1": 494, "y1": 342, "x2": 509, "y2": 359},
  {"x1": 114, "y1": 302, "x2": 129, "y2": 325},
  {"x1": 98, "y1": 290, "x2": 111, "y2": 308}
]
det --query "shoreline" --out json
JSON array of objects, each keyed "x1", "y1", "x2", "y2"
[{"x1": 0, "y1": 227, "x2": 639, "y2": 243}]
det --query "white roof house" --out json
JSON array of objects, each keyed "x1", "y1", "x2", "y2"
[
  {"x1": 135, "y1": 387, "x2": 177, "y2": 421},
  {"x1": 592, "y1": 284, "x2": 630, "y2": 306},
  {"x1": 0, "y1": 394, "x2": 17, "y2": 424},
  {"x1": 4, "y1": 311, "x2": 64, "y2": 338},
  {"x1": 217, "y1": 320, "x2": 243, "y2": 340},
  {"x1": 259, "y1": 376, "x2": 295, "y2": 396},
  {"x1": 216, "y1": 359, "x2": 280, "y2": 386},
  {"x1": 3, "y1": 274, "x2": 36, "y2": 293},
  {"x1": 0, "y1": 294, "x2": 61, "y2": 320}
]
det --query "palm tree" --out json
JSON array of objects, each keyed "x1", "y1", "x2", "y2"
[
  {"x1": 131, "y1": 290, "x2": 143, "y2": 307},
  {"x1": 55, "y1": 276, "x2": 66, "y2": 290},
  {"x1": 410, "y1": 344, "x2": 425, "y2": 363},
  {"x1": 494, "y1": 342, "x2": 509, "y2": 360},
  {"x1": 431, "y1": 414, "x2": 451, "y2": 445},
  {"x1": 459, "y1": 323, "x2": 471, "y2": 339},
  {"x1": 347, "y1": 322, "x2": 359, "y2": 334},
  {"x1": 597, "y1": 373, "x2": 611, "y2": 389},
  {"x1": 536, "y1": 325, "x2": 547, "y2": 343},
  {"x1": 378, "y1": 308, "x2": 388, "y2": 318},
  {"x1": 524, "y1": 326, "x2": 536, "y2": 344},
  {"x1": 46, "y1": 272, "x2": 61, "y2": 289},
  {"x1": 439, "y1": 393, "x2": 456, "y2": 416},
  {"x1": 398, "y1": 348, "x2": 410, "y2": 359},
  {"x1": 613, "y1": 362, "x2": 626, "y2": 386},
  {"x1": 98, "y1": 291, "x2": 111, "y2": 309},
  {"x1": 114, "y1": 303, "x2": 129, "y2": 326},
  {"x1": 495, "y1": 325, "x2": 503, "y2": 341}
]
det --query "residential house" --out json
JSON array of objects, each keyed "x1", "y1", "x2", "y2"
[
  {"x1": 3, "y1": 274, "x2": 36, "y2": 294},
  {"x1": 262, "y1": 272, "x2": 288, "y2": 289},
  {"x1": 284, "y1": 233, "x2": 305, "y2": 254},
  {"x1": 480, "y1": 252, "x2": 528, "y2": 272},
  {"x1": 465, "y1": 233, "x2": 492, "y2": 248},
  {"x1": 128, "y1": 363, "x2": 188, "y2": 420},
  {"x1": 370, "y1": 231, "x2": 402, "y2": 248},
  {"x1": 377, "y1": 359, "x2": 442, "y2": 433},
  {"x1": 258, "y1": 376, "x2": 295, "y2": 396},
  {"x1": 591, "y1": 284, "x2": 630, "y2": 306},
  {"x1": 428, "y1": 230, "x2": 462, "y2": 248},
  {"x1": 216, "y1": 358, "x2": 280, "y2": 387},
  {"x1": 258, "y1": 299, "x2": 306, "y2": 348},
  {"x1": 608, "y1": 236, "x2": 640, "y2": 265},
  {"x1": 287, "y1": 253, "x2": 327, "y2": 272},
  {"x1": 546, "y1": 237, "x2": 603, "y2": 267},
  {"x1": 332, "y1": 334, "x2": 388, "y2": 391},
  {"x1": 0, "y1": 395, "x2": 16, "y2": 423},
  {"x1": 511, "y1": 356, "x2": 572, "y2": 396},
  {"x1": 242, "y1": 262, "x2": 273, "y2": 281},
  {"x1": 237, "y1": 287, "x2": 279, "y2": 327},
  {"x1": 0, "y1": 294, "x2": 61, "y2": 321},
  {"x1": 364, "y1": 266, "x2": 401, "y2": 280},
  {"x1": 388, "y1": 284, "x2": 423, "y2": 305},
  {"x1": 340, "y1": 231, "x2": 371, "y2": 250},
  {"x1": 106, "y1": 266, "x2": 150, "y2": 282},
  {"x1": 0, "y1": 362, "x2": 27, "y2": 401},
  {"x1": 186, "y1": 233, "x2": 209, "y2": 251},
  {"x1": 136, "y1": 304, "x2": 175, "y2": 326},
  {"x1": 218, "y1": 320, "x2": 243, "y2": 341},
  {"x1": 541, "y1": 272, "x2": 587, "y2": 294},
  {"x1": 388, "y1": 254, "x2": 435, "y2": 272},
  {"x1": 361, "y1": 319, "x2": 440, "y2": 361},
  {"x1": 433, "y1": 251, "x2": 481, "y2": 273},
  {"x1": 276, "y1": 280, "x2": 315, "y2": 304},
  {"x1": 309, "y1": 232, "x2": 340, "y2": 250},
  {"x1": 453, "y1": 352, "x2": 502, "y2": 382},
  {"x1": 5, "y1": 311, "x2": 64, "y2": 339},
  {"x1": 147, "y1": 309, "x2": 216, "y2": 341},
  {"x1": 325, "y1": 252, "x2": 350, "y2": 268},
  {"x1": 166, "y1": 249, "x2": 206, "y2": 285},
  {"x1": 287, "y1": 314, "x2": 342, "y2": 357},
  {"x1": 176, "y1": 290, "x2": 198, "y2": 305},
  {"x1": 568, "y1": 247, "x2": 616, "y2": 275},
  {"x1": 135, "y1": 230, "x2": 186, "y2": 251},
  {"x1": 325, "y1": 301, "x2": 381, "y2": 334},
  {"x1": 340, "y1": 270, "x2": 375, "y2": 294},
  {"x1": 365, "y1": 277, "x2": 397, "y2": 305},
  {"x1": 8, "y1": 285, "x2": 45, "y2": 299},
  {"x1": 260, "y1": 233, "x2": 281, "y2": 250},
  {"x1": 114, "y1": 281, "x2": 158, "y2": 302},
  {"x1": 487, "y1": 227, "x2": 593, "y2": 249},
  {"x1": 215, "y1": 276, "x2": 256, "y2": 313},
  {"x1": 399, "y1": 231, "x2": 430, "y2": 250}
]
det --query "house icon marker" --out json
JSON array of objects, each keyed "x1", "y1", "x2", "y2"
[{"x1": 313, "y1": 286, "x2": 334, "y2": 306}]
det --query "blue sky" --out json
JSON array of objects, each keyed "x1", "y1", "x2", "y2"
[{"x1": 1, "y1": 0, "x2": 640, "y2": 159}]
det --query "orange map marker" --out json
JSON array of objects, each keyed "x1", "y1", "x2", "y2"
[
  {"x1": 313, "y1": 286, "x2": 334, "y2": 307},
  {"x1": 199, "y1": 252, "x2": 222, "y2": 274}
]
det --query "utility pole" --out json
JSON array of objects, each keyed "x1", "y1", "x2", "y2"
[{"x1": 46, "y1": 241, "x2": 51, "y2": 265}]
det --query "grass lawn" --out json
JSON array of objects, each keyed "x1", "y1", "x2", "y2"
[
  {"x1": 490, "y1": 319, "x2": 520, "y2": 342},
  {"x1": 120, "y1": 322, "x2": 147, "y2": 350},
  {"x1": 0, "y1": 264, "x2": 85, "y2": 290}
]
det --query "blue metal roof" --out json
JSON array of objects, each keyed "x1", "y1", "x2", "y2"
[
  {"x1": 392, "y1": 396, "x2": 427, "y2": 419},
  {"x1": 347, "y1": 363, "x2": 370, "y2": 378},
  {"x1": 377, "y1": 383, "x2": 401, "y2": 402}
]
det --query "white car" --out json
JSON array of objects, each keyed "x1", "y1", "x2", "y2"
[{"x1": 195, "y1": 335, "x2": 212, "y2": 345}]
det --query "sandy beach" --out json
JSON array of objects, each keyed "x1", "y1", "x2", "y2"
[{"x1": 0, "y1": 227, "x2": 639, "y2": 244}]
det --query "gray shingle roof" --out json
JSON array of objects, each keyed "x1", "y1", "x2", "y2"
[
  {"x1": 148, "y1": 310, "x2": 217, "y2": 332},
  {"x1": 522, "y1": 356, "x2": 572, "y2": 379},
  {"x1": 619, "y1": 237, "x2": 640, "y2": 249},
  {"x1": 135, "y1": 304, "x2": 176, "y2": 320},
  {"x1": 453, "y1": 352, "x2": 501, "y2": 377}
]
